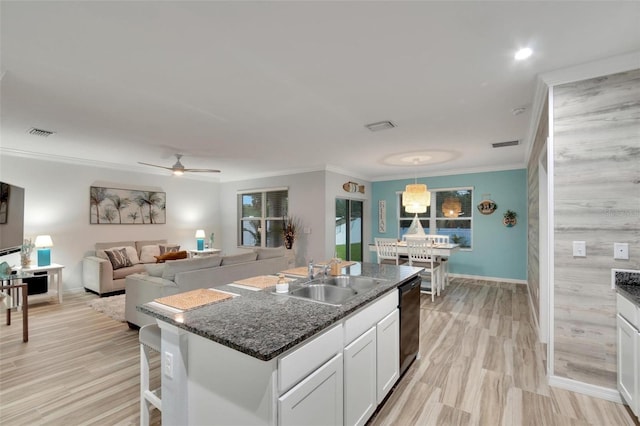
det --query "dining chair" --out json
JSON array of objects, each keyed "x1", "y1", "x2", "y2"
[
  {"x1": 406, "y1": 238, "x2": 442, "y2": 302},
  {"x1": 423, "y1": 234, "x2": 450, "y2": 288},
  {"x1": 375, "y1": 237, "x2": 406, "y2": 265}
]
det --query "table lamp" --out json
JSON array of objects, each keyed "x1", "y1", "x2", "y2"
[
  {"x1": 35, "y1": 235, "x2": 53, "y2": 266},
  {"x1": 195, "y1": 229, "x2": 206, "y2": 251}
]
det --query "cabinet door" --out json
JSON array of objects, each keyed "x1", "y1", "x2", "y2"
[
  {"x1": 617, "y1": 314, "x2": 638, "y2": 412},
  {"x1": 377, "y1": 309, "x2": 400, "y2": 404},
  {"x1": 279, "y1": 353, "x2": 343, "y2": 426},
  {"x1": 344, "y1": 327, "x2": 377, "y2": 426}
]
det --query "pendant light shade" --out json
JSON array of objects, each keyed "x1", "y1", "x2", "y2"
[
  {"x1": 442, "y1": 197, "x2": 462, "y2": 218},
  {"x1": 403, "y1": 183, "x2": 430, "y2": 214}
]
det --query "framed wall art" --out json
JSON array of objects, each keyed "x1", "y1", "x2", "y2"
[
  {"x1": 90, "y1": 186, "x2": 166, "y2": 224},
  {"x1": 378, "y1": 200, "x2": 386, "y2": 233}
]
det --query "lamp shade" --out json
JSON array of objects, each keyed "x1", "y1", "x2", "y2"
[
  {"x1": 402, "y1": 184, "x2": 430, "y2": 214},
  {"x1": 442, "y1": 197, "x2": 462, "y2": 218},
  {"x1": 34, "y1": 235, "x2": 53, "y2": 248},
  {"x1": 195, "y1": 229, "x2": 206, "y2": 239}
]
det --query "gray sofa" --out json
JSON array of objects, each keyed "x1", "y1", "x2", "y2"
[
  {"x1": 125, "y1": 247, "x2": 290, "y2": 328},
  {"x1": 83, "y1": 239, "x2": 168, "y2": 296}
]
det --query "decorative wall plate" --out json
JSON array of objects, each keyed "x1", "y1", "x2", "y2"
[{"x1": 477, "y1": 199, "x2": 497, "y2": 215}]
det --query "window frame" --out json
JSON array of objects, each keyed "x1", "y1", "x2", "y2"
[
  {"x1": 237, "y1": 187, "x2": 289, "y2": 248},
  {"x1": 397, "y1": 186, "x2": 473, "y2": 250}
]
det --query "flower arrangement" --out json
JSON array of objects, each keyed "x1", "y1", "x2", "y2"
[
  {"x1": 503, "y1": 210, "x2": 517, "y2": 227},
  {"x1": 21, "y1": 238, "x2": 35, "y2": 267},
  {"x1": 282, "y1": 216, "x2": 301, "y2": 249}
]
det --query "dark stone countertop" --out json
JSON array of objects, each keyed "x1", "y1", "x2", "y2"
[
  {"x1": 615, "y1": 270, "x2": 640, "y2": 307},
  {"x1": 138, "y1": 262, "x2": 422, "y2": 361}
]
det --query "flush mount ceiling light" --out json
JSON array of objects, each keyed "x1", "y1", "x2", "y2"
[
  {"x1": 365, "y1": 121, "x2": 396, "y2": 132},
  {"x1": 514, "y1": 47, "x2": 533, "y2": 60}
]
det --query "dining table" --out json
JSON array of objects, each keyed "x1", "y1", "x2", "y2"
[{"x1": 368, "y1": 241, "x2": 461, "y2": 258}]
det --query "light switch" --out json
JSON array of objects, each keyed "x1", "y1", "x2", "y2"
[
  {"x1": 614, "y1": 243, "x2": 629, "y2": 260},
  {"x1": 573, "y1": 241, "x2": 586, "y2": 257}
]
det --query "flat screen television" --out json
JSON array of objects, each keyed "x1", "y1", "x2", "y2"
[{"x1": 0, "y1": 181, "x2": 25, "y2": 256}]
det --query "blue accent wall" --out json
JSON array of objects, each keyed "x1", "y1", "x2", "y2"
[{"x1": 372, "y1": 169, "x2": 527, "y2": 280}]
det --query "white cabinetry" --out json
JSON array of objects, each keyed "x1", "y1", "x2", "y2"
[
  {"x1": 344, "y1": 327, "x2": 377, "y2": 426},
  {"x1": 343, "y1": 291, "x2": 399, "y2": 426},
  {"x1": 376, "y1": 309, "x2": 400, "y2": 404},
  {"x1": 279, "y1": 353, "x2": 344, "y2": 426},
  {"x1": 617, "y1": 293, "x2": 639, "y2": 419}
]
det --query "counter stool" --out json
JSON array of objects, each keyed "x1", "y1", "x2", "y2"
[{"x1": 140, "y1": 323, "x2": 162, "y2": 426}]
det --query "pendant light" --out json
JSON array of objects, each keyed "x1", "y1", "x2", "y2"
[
  {"x1": 402, "y1": 159, "x2": 430, "y2": 236},
  {"x1": 442, "y1": 197, "x2": 462, "y2": 218}
]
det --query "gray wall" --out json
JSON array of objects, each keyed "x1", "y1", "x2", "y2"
[
  {"x1": 220, "y1": 170, "x2": 371, "y2": 266},
  {"x1": 552, "y1": 69, "x2": 640, "y2": 388}
]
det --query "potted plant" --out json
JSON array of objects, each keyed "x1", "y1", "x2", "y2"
[{"x1": 503, "y1": 210, "x2": 517, "y2": 227}]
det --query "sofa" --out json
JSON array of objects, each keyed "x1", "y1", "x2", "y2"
[
  {"x1": 124, "y1": 246, "x2": 290, "y2": 328},
  {"x1": 83, "y1": 239, "x2": 184, "y2": 296}
]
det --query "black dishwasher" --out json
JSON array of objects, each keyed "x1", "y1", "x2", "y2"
[{"x1": 399, "y1": 276, "x2": 421, "y2": 377}]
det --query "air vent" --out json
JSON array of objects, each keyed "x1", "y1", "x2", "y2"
[
  {"x1": 492, "y1": 140, "x2": 519, "y2": 148},
  {"x1": 365, "y1": 121, "x2": 396, "y2": 132},
  {"x1": 27, "y1": 127, "x2": 55, "y2": 137}
]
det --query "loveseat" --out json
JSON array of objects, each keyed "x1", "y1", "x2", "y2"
[
  {"x1": 83, "y1": 239, "x2": 184, "y2": 296},
  {"x1": 124, "y1": 246, "x2": 290, "y2": 328}
]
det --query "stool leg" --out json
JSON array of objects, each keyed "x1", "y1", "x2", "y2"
[{"x1": 140, "y1": 344, "x2": 152, "y2": 426}]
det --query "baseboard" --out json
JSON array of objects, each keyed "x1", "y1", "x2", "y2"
[
  {"x1": 448, "y1": 273, "x2": 527, "y2": 285},
  {"x1": 548, "y1": 375, "x2": 624, "y2": 404}
]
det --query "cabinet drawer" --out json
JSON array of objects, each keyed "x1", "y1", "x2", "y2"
[
  {"x1": 278, "y1": 324, "x2": 342, "y2": 393},
  {"x1": 617, "y1": 293, "x2": 639, "y2": 328},
  {"x1": 344, "y1": 291, "x2": 397, "y2": 345}
]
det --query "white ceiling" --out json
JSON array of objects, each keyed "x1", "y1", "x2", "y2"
[{"x1": 1, "y1": 1, "x2": 639, "y2": 182}]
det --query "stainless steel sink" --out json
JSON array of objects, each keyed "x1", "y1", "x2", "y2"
[
  {"x1": 278, "y1": 275, "x2": 389, "y2": 306},
  {"x1": 288, "y1": 284, "x2": 357, "y2": 306},
  {"x1": 320, "y1": 275, "x2": 388, "y2": 291}
]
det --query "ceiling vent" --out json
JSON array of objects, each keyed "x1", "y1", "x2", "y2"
[
  {"x1": 492, "y1": 140, "x2": 519, "y2": 148},
  {"x1": 27, "y1": 127, "x2": 55, "y2": 137},
  {"x1": 365, "y1": 121, "x2": 396, "y2": 132}
]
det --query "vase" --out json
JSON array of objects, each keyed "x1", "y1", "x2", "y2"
[
  {"x1": 20, "y1": 254, "x2": 31, "y2": 268},
  {"x1": 284, "y1": 237, "x2": 294, "y2": 250}
]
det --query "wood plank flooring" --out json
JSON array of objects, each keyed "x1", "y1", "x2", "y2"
[
  {"x1": 370, "y1": 278, "x2": 638, "y2": 426},
  {"x1": 1, "y1": 279, "x2": 637, "y2": 425}
]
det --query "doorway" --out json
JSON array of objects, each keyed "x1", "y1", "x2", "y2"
[{"x1": 335, "y1": 199, "x2": 363, "y2": 261}]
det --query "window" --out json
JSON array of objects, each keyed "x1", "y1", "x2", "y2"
[
  {"x1": 238, "y1": 188, "x2": 288, "y2": 248},
  {"x1": 398, "y1": 188, "x2": 472, "y2": 249}
]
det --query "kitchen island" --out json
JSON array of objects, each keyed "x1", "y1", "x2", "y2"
[{"x1": 139, "y1": 262, "x2": 422, "y2": 426}]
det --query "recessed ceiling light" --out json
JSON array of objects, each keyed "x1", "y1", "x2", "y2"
[{"x1": 515, "y1": 47, "x2": 533, "y2": 61}]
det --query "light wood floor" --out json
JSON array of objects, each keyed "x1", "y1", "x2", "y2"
[{"x1": 0, "y1": 279, "x2": 637, "y2": 425}]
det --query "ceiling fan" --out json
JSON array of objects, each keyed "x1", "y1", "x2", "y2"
[{"x1": 138, "y1": 154, "x2": 220, "y2": 176}]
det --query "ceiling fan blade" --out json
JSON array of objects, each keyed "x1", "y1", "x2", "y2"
[
  {"x1": 183, "y1": 168, "x2": 221, "y2": 173},
  {"x1": 138, "y1": 162, "x2": 173, "y2": 171}
]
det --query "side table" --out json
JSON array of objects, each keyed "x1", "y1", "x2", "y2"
[
  {"x1": 0, "y1": 280, "x2": 29, "y2": 342},
  {"x1": 20, "y1": 263, "x2": 65, "y2": 303},
  {"x1": 187, "y1": 249, "x2": 221, "y2": 258}
]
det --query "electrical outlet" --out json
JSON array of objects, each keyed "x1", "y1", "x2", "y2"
[
  {"x1": 614, "y1": 243, "x2": 629, "y2": 260},
  {"x1": 164, "y1": 351, "x2": 174, "y2": 379},
  {"x1": 572, "y1": 241, "x2": 586, "y2": 257}
]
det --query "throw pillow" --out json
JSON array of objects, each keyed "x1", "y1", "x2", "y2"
[
  {"x1": 254, "y1": 246, "x2": 286, "y2": 260},
  {"x1": 104, "y1": 248, "x2": 134, "y2": 270},
  {"x1": 220, "y1": 251, "x2": 258, "y2": 266},
  {"x1": 140, "y1": 244, "x2": 161, "y2": 263},
  {"x1": 97, "y1": 245, "x2": 140, "y2": 264},
  {"x1": 144, "y1": 263, "x2": 166, "y2": 277},
  {"x1": 154, "y1": 250, "x2": 188, "y2": 263},
  {"x1": 161, "y1": 256, "x2": 222, "y2": 281},
  {"x1": 159, "y1": 244, "x2": 180, "y2": 255}
]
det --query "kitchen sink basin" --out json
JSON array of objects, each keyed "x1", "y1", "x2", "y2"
[
  {"x1": 320, "y1": 275, "x2": 388, "y2": 291},
  {"x1": 278, "y1": 275, "x2": 389, "y2": 306},
  {"x1": 288, "y1": 284, "x2": 357, "y2": 306}
]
